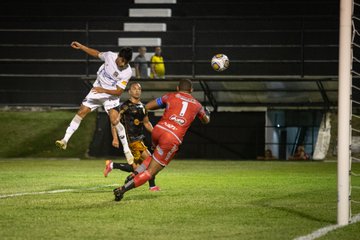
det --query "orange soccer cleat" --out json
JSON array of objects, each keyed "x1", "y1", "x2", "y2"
[
  {"x1": 104, "y1": 160, "x2": 113, "y2": 177},
  {"x1": 149, "y1": 186, "x2": 161, "y2": 192}
]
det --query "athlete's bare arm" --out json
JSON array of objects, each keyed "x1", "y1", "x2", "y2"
[
  {"x1": 199, "y1": 114, "x2": 210, "y2": 124},
  {"x1": 143, "y1": 116, "x2": 153, "y2": 133},
  {"x1": 145, "y1": 99, "x2": 160, "y2": 111},
  {"x1": 71, "y1": 41, "x2": 100, "y2": 58},
  {"x1": 92, "y1": 85, "x2": 124, "y2": 96}
]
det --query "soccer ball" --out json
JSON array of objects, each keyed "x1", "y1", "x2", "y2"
[{"x1": 211, "y1": 54, "x2": 229, "y2": 72}]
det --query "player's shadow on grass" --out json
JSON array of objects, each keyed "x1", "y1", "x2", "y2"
[
  {"x1": 124, "y1": 193, "x2": 162, "y2": 201},
  {"x1": 265, "y1": 205, "x2": 334, "y2": 224},
  {"x1": 76, "y1": 189, "x2": 163, "y2": 202},
  {"x1": 251, "y1": 192, "x2": 335, "y2": 224},
  {"x1": 50, "y1": 191, "x2": 162, "y2": 210}
]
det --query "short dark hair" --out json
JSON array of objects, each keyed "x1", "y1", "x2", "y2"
[
  {"x1": 118, "y1": 47, "x2": 133, "y2": 63},
  {"x1": 178, "y1": 79, "x2": 193, "y2": 92},
  {"x1": 129, "y1": 82, "x2": 141, "y2": 89}
]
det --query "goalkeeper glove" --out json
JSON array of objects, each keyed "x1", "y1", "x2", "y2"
[{"x1": 204, "y1": 107, "x2": 211, "y2": 117}]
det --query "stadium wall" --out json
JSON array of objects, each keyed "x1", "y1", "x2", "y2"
[{"x1": 88, "y1": 111, "x2": 265, "y2": 159}]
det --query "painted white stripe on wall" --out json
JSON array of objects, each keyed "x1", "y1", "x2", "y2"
[
  {"x1": 131, "y1": 67, "x2": 151, "y2": 77},
  {"x1": 124, "y1": 23, "x2": 167, "y2": 32},
  {"x1": 132, "y1": 52, "x2": 154, "y2": 61},
  {"x1": 129, "y1": 9, "x2": 172, "y2": 17},
  {"x1": 118, "y1": 38, "x2": 161, "y2": 46}
]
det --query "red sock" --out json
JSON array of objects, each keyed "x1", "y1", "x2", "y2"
[
  {"x1": 142, "y1": 156, "x2": 152, "y2": 168},
  {"x1": 134, "y1": 170, "x2": 152, "y2": 187}
]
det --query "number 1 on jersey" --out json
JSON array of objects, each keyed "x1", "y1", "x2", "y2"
[{"x1": 179, "y1": 101, "x2": 188, "y2": 116}]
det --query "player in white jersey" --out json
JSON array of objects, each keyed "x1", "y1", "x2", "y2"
[{"x1": 56, "y1": 41, "x2": 135, "y2": 163}]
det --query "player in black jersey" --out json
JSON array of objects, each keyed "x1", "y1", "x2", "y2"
[{"x1": 103, "y1": 82, "x2": 160, "y2": 191}]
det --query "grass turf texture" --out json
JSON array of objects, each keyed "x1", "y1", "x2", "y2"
[
  {"x1": 0, "y1": 160, "x2": 359, "y2": 240},
  {"x1": 0, "y1": 111, "x2": 96, "y2": 158}
]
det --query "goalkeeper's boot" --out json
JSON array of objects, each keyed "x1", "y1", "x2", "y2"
[
  {"x1": 124, "y1": 151, "x2": 134, "y2": 165},
  {"x1": 55, "y1": 139, "x2": 67, "y2": 150},
  {"x1": 149, "y1": 186, "x2": 161, "y2": 192},
  {"x1": 104, "y1": 160, "x2": 113, "y2": 177},
  {"x1": 113, "y1": 187, "x2": 124, "y2": 202}
]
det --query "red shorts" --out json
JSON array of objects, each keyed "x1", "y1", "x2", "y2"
[{"x1": 151, "y1": 126, "x2": 181, "y2": 166}]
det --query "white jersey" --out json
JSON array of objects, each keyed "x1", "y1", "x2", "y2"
[{"x1": 93, "y1": 51, "x2": 132, "y2": 99}]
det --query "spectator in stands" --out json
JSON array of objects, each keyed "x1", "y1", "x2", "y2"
[
  {"x1": 288, "y1": 144, "x2": 310, "y2": 160},
  {"x1": 150, "y1": 46, "x2": 165, "y2": 79},
  {"x1": 257, "y1": 149, "x2": 277, "y2": 160},
  {"x1": 134, "y1": 47, "x2": 149, "y2": 79}
]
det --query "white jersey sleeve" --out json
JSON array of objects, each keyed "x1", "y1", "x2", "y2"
[
  {"x1": 116, "y1": 68, "x2": 132, "y2": 90},
  {"x1": 98, "y1": 51, "x2": 111, "y2": 61}
]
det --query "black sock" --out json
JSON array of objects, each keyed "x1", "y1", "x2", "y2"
[
  {"x1": 122, "y1": 179, "x2": 135, "y2": 193},
  {"x1": 113, "y1": 162, "x2": 134, "y2": 172},
  {"x1": 148, "y1": 176, "x2": 156, "y2": 188}
]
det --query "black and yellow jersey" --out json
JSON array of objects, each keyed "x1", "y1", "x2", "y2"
[{"x1": 119, "y1": 99, "x2": 148, "y2": 143}]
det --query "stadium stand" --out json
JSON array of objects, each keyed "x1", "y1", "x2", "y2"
[
  {"x1": 0, "y1": 0, "x2": 338, "y2": 106},
  {"x1": 0, "y1": 0, "x2": 339, "y2": 158}
]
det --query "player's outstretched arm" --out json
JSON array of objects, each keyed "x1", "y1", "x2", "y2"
[
  {"x1": 200, "y1": 114, "x2": 210, "y2": 124},
  {"x1": 92, "y1": 85, "x2": 124, "y2": 96},
  {"x1": 71, "y1": 41, "x2": 100, "y2": 58},
  {"x1": 143, "y1": 116, "x2": 153, "y2": 133},
  {"x1": 145, "y1": 99, "x2": 162, "y2": 111}
]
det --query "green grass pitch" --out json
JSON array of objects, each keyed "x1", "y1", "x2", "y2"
[{"x1": 0, "y1": 159, "x2": 359, "y2": 240}]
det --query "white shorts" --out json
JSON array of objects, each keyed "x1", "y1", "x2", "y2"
[{"x1": 81, "y1": 91, "x2": 120, "y2": 113}]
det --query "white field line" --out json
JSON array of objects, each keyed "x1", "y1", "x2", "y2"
[
  {"x1": 293, "y1": 213, "x2": 360, "y2": 240},
  {"x1": 0, "y1": 184, "x2": 118, "y2": 199}
]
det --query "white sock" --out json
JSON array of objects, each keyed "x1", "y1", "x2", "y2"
[
  {"x1": 63, "y1": 115, "x2": 83, "y2": 143},
  {"x1": 114, "y1": 122, "x2": 130, "y2": 153},
  {"x1": 110, "y1": 162, "x2": 113, "y2": 169},
  {"x1": 135, "y1": 163, "x2": 146, "y2": 173}
]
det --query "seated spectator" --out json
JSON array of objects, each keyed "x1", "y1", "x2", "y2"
[
  {"x1": 134, "y1": 47, "x2": 149, "y2": 79},
  {"x1": 288, "y1": 145, "x2": 310, "y2": 160},
  {"x1": 257, "y1": 149, "x2": 277, "y2": 160},
  {"x1": 150, "y1": 46, "x2": 165, "y2": 79}
]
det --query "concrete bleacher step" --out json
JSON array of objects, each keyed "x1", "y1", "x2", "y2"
[
  {"x1": 129, "y1": 8, "x2": 172, "y2": 17},
  {"x1": 123, "y1": 23, "x2": 166, "y2": 32},
  {"x1": 134, "y1": 0, "x2": 176, "y2": 4},
  {"x1": 118, "y1": 38, "x2": 161, "y2": 46},
  {"x1": 131, "y1": 52, "x2": 154, "y2": 61}
]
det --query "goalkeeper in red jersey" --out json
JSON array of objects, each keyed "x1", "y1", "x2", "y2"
[{"x1": 113, "y1": 79, "x2": 210, "y2": 201}]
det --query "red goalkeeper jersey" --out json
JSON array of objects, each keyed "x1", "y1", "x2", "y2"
[{"x1": 155, "y1": 92, "x2": 206, "y2": 143}]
